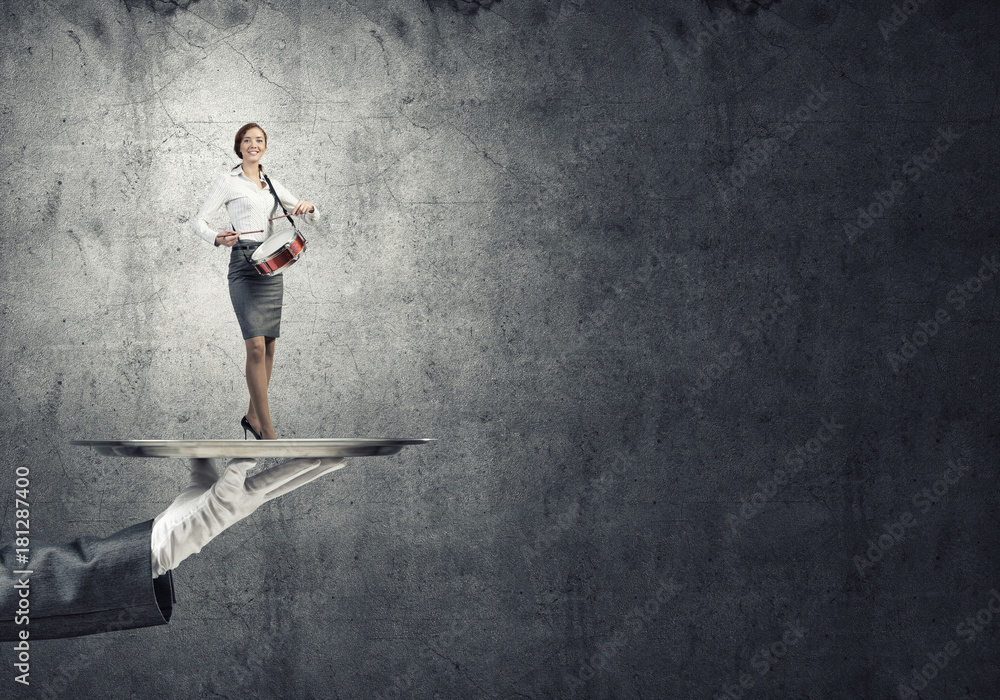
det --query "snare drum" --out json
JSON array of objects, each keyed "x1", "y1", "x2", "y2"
[{"x1": 250, "y1": 228, "x2": 307, "y2": 276}]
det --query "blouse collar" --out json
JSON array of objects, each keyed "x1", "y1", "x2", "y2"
[{"x1": 230, "y1": 163, "x2": 266, "y2": 179}]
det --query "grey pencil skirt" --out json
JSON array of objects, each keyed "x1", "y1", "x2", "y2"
[{"x1": 228, "y1": 243, "x2": 283, "y2": 339}]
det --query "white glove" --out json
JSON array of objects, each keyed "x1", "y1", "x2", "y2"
[{"x1": 151, "y1": 457, "x2": 346, "y2": 578}]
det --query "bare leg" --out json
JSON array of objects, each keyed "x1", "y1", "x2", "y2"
[
  {"x1": 244, "y1": 336, "x2": 277, "y2": 440},
  {"x1": 246, "y1": 337, "x2": 277, "y2": 433},
  {"x1": 264, "y1": 336, "x2": 276, "y2": 386}
]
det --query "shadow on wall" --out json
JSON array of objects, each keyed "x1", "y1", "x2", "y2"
[
  {"x1": 424, "y1": 0, "x2": 503, "y2": 16},
  {"x1": 717, "y1": 0, "x2": 785, "y2": 16},
  {"x1": 122, "y1": 0, "x2": 203, "y2": 16}
]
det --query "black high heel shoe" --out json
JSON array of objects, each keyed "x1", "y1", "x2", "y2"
[{"x1": 241, "y1": 416, "x2": 263, "y2": 440}]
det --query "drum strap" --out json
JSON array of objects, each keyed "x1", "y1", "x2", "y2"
[
  {"x1": 240, "y1": 173, "x2": 298, "y2": 267},
  {"x1": 262, "y1": 173, "x2": 296, "y2": 233}
]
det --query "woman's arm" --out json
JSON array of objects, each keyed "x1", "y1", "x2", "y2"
[
  {"x1": 191, "y1": 174, "x2": 231, "y2": 244},
  {"x1": 270, "y1": 176, "x2": 320, "y2": 225}
]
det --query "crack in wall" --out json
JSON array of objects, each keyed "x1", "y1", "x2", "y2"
[
  {"x1": 123, "y1": 0, "x2": 203, "y2": 17},
  {"x1": 224, "y1": 40, "x2": 297, "y2": 96}
]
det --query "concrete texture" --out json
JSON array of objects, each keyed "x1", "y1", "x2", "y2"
[{"x1": 2, "y1": 0, "x2": 999, "y2": 697}]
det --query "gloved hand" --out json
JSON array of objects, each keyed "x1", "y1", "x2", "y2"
[{"x1": 151, "y1": 457, "x2": 346, "y2": 577}]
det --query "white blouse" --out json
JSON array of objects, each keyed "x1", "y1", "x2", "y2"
[{"x1": 191, "y1": 165, "x2": 320, "y2": 245}]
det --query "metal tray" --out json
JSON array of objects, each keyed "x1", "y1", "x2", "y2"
[{"x1": 71, "y1": 438, "x2": 432, "y2": 459}]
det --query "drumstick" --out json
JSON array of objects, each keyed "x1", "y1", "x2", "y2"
[{"x1": 229, "y1": 214, "x2": 295, "y2": 236}]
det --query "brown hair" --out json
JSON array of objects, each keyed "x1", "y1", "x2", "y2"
[{"x1": 234, "y1": 123, "x2": 267, "y2": 160}]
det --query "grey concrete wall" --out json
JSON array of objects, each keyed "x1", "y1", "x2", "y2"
[{"x1": 2, "y1": 0, "x2": 999, "y2": 697}]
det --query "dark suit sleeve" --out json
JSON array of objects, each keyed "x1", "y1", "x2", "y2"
[{"x1": 1, "y1": 519, "x2": 174, "y2": 641}]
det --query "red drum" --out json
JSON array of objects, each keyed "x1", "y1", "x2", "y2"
[{"x1": 251, "y1": 228, "x2": 307, "y2": 276}]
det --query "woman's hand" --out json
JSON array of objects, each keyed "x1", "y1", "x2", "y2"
[
  {"x1": 292, "y1": 200, "x2": 315, "y2": 216},
  {"x1": 215, "y1": 230, "x2": 240, "y2": 247}
]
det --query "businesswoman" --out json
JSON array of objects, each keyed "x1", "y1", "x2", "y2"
[{"x1": 191, "y1": 123, "x2": 318, "y2": 440}]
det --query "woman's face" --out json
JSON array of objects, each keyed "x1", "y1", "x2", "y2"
[{"x1": 240, "y1": 128, "x2": 267, "y2": 165}]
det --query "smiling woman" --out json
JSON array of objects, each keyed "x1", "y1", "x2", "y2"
[{"x1": 191, "y1": 123, "x2": 320, "y2": 440}]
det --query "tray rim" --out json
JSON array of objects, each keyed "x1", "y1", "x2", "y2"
[
  {"x1": 71, "y1": 438, "x2": 434, "y2": 445},
  {"x1": 70, "y1": 438, "x2": 434, "y2": 458}
]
